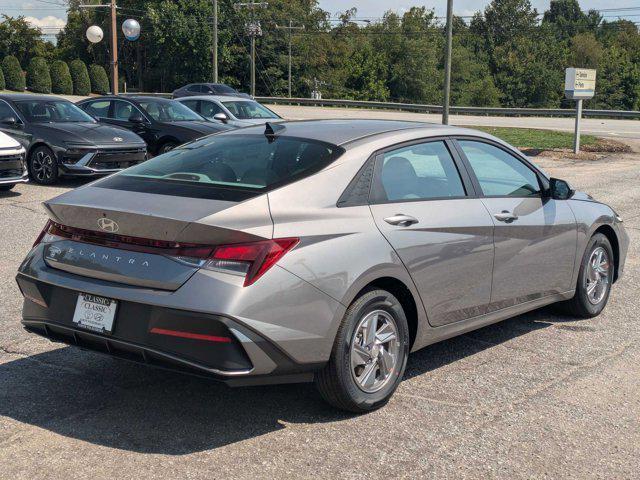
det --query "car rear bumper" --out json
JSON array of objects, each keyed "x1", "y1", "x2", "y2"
[{"x1": 17, "y1": 274, "x2": 321, "y2": 386}]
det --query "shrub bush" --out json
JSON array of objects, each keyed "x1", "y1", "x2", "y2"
[
  {"x1": 26, "y1": 57, "x2": 51, "y2": 93},
  {"x1": 89, "y1": 64, "x2": 110, "y2": 94},
  {"x1": 0, "y1": 67, "x2": 5, "y2": 91},
  {"x1": 69, "y1": 59, "x2": 90, "y2": 96},
  {"x1": 50, "y1": 60, "x2": 73, "y2": 95},
  {"x1": 2, "y1": 56, "x2": 25, "y2": 91}
]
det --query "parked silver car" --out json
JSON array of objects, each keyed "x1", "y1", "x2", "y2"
[
  {"x1": 176, "y1": 95, "x2": 281, "y2": 127},
  {"x1": 17, "y1": 120, "x2": 628, "y2": 412}
]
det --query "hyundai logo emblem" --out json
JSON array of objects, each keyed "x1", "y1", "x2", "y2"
[
  {"x1": 97, "y1": 218, "x2": 119, "y2": 233},
  {"x1": 113, "y1": 137, "x2": 123, "y2": 142}
]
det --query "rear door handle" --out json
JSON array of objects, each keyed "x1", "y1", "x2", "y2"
[
  {"x1": 494, "y1": 210, "x2": 518, "y2": 223},
  {"x1": 384, "y1": 214, "x2": 419, "y2": 226}
]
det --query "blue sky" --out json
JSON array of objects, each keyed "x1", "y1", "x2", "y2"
[{"x1": 1, "y1": 0, "x2": 639, "y2": 40}]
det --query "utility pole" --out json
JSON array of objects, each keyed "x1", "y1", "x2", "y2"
[
  {"x1": 276, "y1": 20, "x2": 304, "y2": 98},
  {"x1": 442, "y1": 0, "x2": 453, "y2": 125},
  {"x1": 212, "y1": 0, "x2": 218, "y2": 82},
  {"x1": 110, "y1": 0, "x2": 119, "y2": 94},
  {"x1": 234, "y1": 1, "x2": 268, "y2": 97},
  {"x1": 79, "y1": 1, "x2": 119, "y2": 94}
]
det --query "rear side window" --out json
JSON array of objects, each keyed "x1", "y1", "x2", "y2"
[
  {"x1": 374, "y1": 141, "x2": 466, "y2": 202},
  {"x1": 99, "y1": 134, "x2": 344, "y2": 200}
]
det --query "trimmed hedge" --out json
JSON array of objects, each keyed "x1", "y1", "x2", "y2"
[
  {"x1": 89, "y1": 64, "x2": 109, "y2": 94},
  {"x1": 26, "y1": 57, "x2": 51, "y2": 94},
  {"x1": 69, "y1": 59, "x2": 90, "y2": 96},
  {"x1": 2, "y1": 56, "x2": 25, "y2": 91},
  {"x1": 50, "y1": 60, "x2": 73, "y2": 95},
  {"x1": 0, "y1": 67, "x2": 4, "y2": 91}
]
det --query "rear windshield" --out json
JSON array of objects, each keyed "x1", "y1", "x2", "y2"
[{"x1": 99, "y1": 133, "x2": 343, "y2": 200}]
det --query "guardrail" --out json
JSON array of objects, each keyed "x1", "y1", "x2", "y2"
[{"x1": 254, "y1": 96, "x2": 640, "y2": 120}]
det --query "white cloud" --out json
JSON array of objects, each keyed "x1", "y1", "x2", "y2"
[{"x1": 25, "y1": 15, "x2": 67, "y2": 33}]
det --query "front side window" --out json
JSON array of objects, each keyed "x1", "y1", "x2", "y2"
[
  {"x1": 222, "y1": 101, "x2": 279, "y2": 120},
  {"x1": 0, "y1": 101, "x2": 16, "y2": 120},
  {"x1": 376, "y1": 141, "x2": 466, "y2": 202},
  {"x1": 99, "y1": 134, "x2": 343, "y2": 200},
  {"x1": 83, "y1": 100, "x2": 110, "y2": 118},
  {"x1": 16, "y1": 100, "x2": 95, "y2": 123},
  {"x1": 459, "y1": 141, "x2": 541, "y2": 197},
  {"x1": 137, "y1": 100, "x2": 203, "y2": 122},
  {"x1": 200, "y1": 101, "x2": 225, "y2": 118}
]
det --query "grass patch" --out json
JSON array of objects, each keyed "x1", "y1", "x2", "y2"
[{"x1": 470, "y1": 126, "x2": 599, "y2": 150}]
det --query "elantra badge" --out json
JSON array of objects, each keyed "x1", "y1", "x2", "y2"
[
  {"x1": 97, "y1": 218, "x2": 119, "y2": 233},
  {"x1": 113, "y1": 137, "x2": 123, "y2": 142}
]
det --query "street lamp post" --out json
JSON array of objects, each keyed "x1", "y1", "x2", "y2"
[{"x1": 442, "y1": 0, "x2": 454, "y2": 125}]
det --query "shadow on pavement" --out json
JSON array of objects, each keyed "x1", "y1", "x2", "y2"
[{"x1": 0, "y1": 306, "x2": 568, "y2": 455}]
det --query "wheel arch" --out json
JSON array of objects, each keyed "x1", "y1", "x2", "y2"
[
  {"x1": 27, "y1": 141, "x2": 55, "y2": 161},
  {"x1": 155, "y1": 136, "x2": 181, "y2": 154},
  {"x1": 349, "y1": 276, "x2": 421, "y2": 350},
  {"x1": 593, "y1": 224, "x2": 620, "y2": 283}
]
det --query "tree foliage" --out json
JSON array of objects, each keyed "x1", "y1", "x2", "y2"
[
  {"x1": 1, "y1": 0, "x2": 640, "y2": 109},
  {"x1": 26, "y1": 57, "x2": 51, "y2": 94},
  {"x1": 89, "y1": 64, "x2": 110, "y2": 94},
  {"x1": 69, "y1": 59, "x2": 90, "y2": 95},
  {"x1": 2, "y1": 55, "x2": 24, "y2": 91},
  {"x1": 50, "y1": 60, "x2": 73, "y2": 95}
]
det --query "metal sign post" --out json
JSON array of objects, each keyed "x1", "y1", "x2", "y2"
[{"x1": 565, "y1": 68, "x2": 596, "y2": 154}]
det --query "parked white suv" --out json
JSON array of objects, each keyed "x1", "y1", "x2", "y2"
[{"x1": 0, "y1": 131, "x2": 27, "y2": 191}]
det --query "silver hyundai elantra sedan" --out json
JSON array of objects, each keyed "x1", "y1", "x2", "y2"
[{"x1": 17, "y1": 120, "x2": 629, "y2": 412}]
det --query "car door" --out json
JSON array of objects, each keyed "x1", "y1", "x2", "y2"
[
  {"x1": 0, "y1": 100, "x2": 30, "y2": 147},
  {"x1": 369, "y1": 138, "x2": 495, "y2": 327},
  {"x1": 454, "y1": 139, "x2": 577, "y2": 311}
]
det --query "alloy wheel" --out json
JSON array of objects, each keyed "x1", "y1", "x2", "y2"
[
  {"x1": 31, "y1": 150, "x2": 55, "y2": 182},
  {"x1": 350, "y1": 309, "x2": 400, "y2": 393},
  {"x1": 585, "y1": 246, "x2": 610, "y2": 305}
]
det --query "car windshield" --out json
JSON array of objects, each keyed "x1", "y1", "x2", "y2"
[
  {"x1": 15, "y1": 100, "x2": 95, "y2": 123},
  {"x1": 223, "y1": 101, "x2": 279, "y2": 120},
  {"x1": 137, "y1": 99, "x2": 203, "y2": 122},
  {"x1": 102, "y1": 133, "x2": 343, "y2": 199}
]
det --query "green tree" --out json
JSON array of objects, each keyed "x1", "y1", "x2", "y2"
[
  {"x1": 0, "y1": 15, "x2": 54, "y2": 66},
  {"x1": 0, "y1": 66, "x2": 4, "y2": 90},
  {"x1": 69, "y1": 59, "x2": 90, "y2": 95},
  {"x1": 542, "y1": 0, "x2": 589, "y2": 40},
  {"x1": 26, "y1": 57, "x2": 51, "y2": 93},
  {"x1": 50, "y1": 60, "x2": 73, "y2": 94},
  {"x1": 570, "y1": 32, "x2": 603, "y2": 69},
  {"x1": 89, "y1": 64, "x2": 109, "y2": 94},
  {"x1": 2, "y1": 55, "x2": 24, "y2": 91}
]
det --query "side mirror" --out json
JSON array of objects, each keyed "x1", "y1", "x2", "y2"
[
  {"x1": 549, "y1": 177, "x2": 574, "y2": 200},
  {"x1": 0, "y1": 116, "x2": 17, "y2": 125},
  {"x1": 129, "y1": 114, "x2": 145, "y2": 124},
  {"x1": 213, "y1": 113, "x2": 228, "y2": 123}
]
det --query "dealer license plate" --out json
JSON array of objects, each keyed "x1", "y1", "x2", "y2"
[{"x1": 72, "y1": 293, "x2": 117, "y2": 334}]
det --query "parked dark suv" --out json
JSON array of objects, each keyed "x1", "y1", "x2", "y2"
[
  {"x1": 0, "y1": 94, "x2": 146, "y2": 185},
  {"x1": 172, "y1": 83, "x2": 250, "y2": 99},
  {"x1": 77, "y1": 96, "x2": 233, "y2": 156}
]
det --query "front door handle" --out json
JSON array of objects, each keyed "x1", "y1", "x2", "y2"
[
  {"x1": 384, "y1": 214, "x2": 419, "y2": 227},
  {"x1": 494, "y1": 210, "x2": 519, "y2": 223}
]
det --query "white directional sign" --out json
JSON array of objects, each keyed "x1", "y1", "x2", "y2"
[{"x1": 565, "y1": 68, "x2": 597, "y2": 100}]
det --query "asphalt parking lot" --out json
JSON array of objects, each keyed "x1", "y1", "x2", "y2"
[{"x1": 1, "y1": 153, "x2": 639, "y2": 479}]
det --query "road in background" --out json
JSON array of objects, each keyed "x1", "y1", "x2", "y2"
[
  {"x1": 267, "y1": 104, "x2": 640, "y2": 142},
  {"x1": 0, "y1": 153, "x2": 639, "y2": 479}
]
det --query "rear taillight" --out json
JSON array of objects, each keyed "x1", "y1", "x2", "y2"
[
  {"x1": 204, "y1": 238, "x2": 299, "y2": 286},
  {"x1": 32, "y1": 220, "x2": 52, "y2": 247}
]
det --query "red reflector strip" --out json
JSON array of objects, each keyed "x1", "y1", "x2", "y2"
[{"x1": 149, "y1": 327, "x2": 232, "y2": 343}]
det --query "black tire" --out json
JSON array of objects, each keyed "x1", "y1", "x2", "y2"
[
  {"x1": 315, "y1": 289, "x2": 410, "y2": 413},
  {"x1": 157, "y1": 142, "x2": 177, "y2": 155},
  {"x1": 558, "y1": 233, "x2": 614, "y2": 318},
  {"x1": 0, "y1": 184, "x2": 15, "y2": 191},
  {"x1": 28, "y1": 146, "x2": 59, "y2": 185}
]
